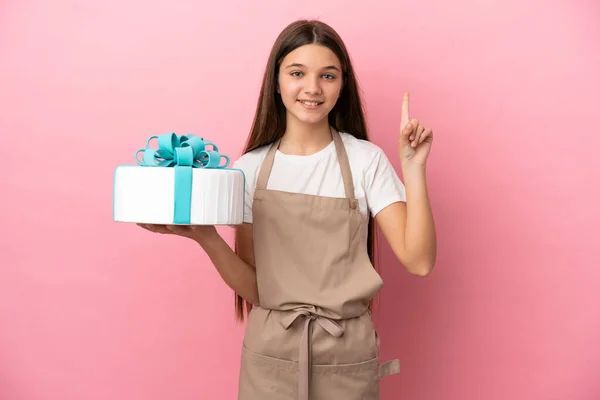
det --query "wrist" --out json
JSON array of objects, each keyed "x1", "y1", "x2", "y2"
[
  {"x1": 192, "y1": 226, "x2": 220, "y2": 247},
  {"x1": 401, "y1": 161, "x2": 426, "y2": 175},
  {"x1": 401, "y1": 162, "x2": 429, "y2": 191}
]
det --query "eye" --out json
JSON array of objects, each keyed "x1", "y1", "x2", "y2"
[
  {"x1": 291, "y1": 71, "x2": 303, "y2": 77},
  {"x1": 323, "y1": 73, "x2": 336, "y2": 80}
]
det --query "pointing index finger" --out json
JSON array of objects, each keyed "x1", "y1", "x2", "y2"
[{"x1": 401, "y1": 92, "x2": 410, "y2": 125}]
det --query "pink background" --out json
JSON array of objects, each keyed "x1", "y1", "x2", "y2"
[{"x1": 1, "y1": 0, "x2": 599, "y2": 399}]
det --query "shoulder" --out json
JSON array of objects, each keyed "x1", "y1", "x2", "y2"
[
  {"x1": 338, "y1": 131, "x2": 402, "y2": 188},
  {"x1": 338, "y1": 132, "x2": 389, "y2": 169},
  {"x1": 232, "y1": 144, "x2": 272, "y2": 189},
  {"x1": 233, "y1": 144, "x2": 270, "y2": 172}
]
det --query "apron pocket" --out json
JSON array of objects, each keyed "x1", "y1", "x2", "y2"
[
  {"x1": 311, "y1": 356, "x2": 380, "y2": 400},
  {"x1": 239, "y1": 345, "x2": 392, "y2": 400},
  {"x1": 239, "y1": 344, "x2": 298, "y2": 399}
]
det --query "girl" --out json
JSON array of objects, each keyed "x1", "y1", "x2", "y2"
[{"x1": 139, "y1": 19, "x2": 436, "y2": 400}]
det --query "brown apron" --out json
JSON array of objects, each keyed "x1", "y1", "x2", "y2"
[{"x1": 238, "y1": 129, "x2": 400, "y2": 400}]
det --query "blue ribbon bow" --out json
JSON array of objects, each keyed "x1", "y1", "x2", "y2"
[{"x1": 135, "y1": 133, "x2": 232, "y2": 224}]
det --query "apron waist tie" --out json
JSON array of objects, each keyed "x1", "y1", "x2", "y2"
[{"x1": 280, "y1": 310, "x2": 344, "y2": 400}]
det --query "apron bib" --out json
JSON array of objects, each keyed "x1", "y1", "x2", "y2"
[{"x1": 238, "y1": 129, "x2": 400, "y2": 400}]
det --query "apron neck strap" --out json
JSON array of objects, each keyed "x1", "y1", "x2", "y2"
[
  {"x1": 256, "y1": 138, "x2": 280, "y2": 191},
  {"x1": 255, "y1": 128, "x2": 356, "y2": 200},
  {"x1": 332, "y1": 129, "x2": 356, "y2": 200}
]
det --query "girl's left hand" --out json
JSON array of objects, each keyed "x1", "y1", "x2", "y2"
[
  {"x1": 137, "y1": 223, "x2": 217, "y2": 244},
  {"x1": 398, "y1": 92, "x2": 433, "y2": 166}
]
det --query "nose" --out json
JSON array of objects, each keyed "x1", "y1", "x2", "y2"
[{"x1": 303, "y1": 74, "x2": 322, "y2": 95}]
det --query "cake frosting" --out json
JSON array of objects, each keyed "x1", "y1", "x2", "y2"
[{"x1": 113, "y1": 133, "x2": 245, "y2": 225}]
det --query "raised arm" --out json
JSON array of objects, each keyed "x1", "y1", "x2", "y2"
[{"x1": 375, "y1": 92, "x2": 437, "y2": 276}]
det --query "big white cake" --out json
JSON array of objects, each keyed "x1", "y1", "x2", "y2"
[{"x1": 113, "y1": 133, "x2": 245, "y2": 225}]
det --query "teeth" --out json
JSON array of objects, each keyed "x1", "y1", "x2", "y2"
[{"x1": 300, "y1": 101, "x2": 321, "y2": 106}]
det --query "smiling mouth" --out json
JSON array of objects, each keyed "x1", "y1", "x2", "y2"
[{"x1": 298, "y1": 100, "x2": 324, "y2": 107}]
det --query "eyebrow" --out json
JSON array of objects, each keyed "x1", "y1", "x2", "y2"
[{"x1": 284, "y1": 63, "x2": 341, "y2": 72}]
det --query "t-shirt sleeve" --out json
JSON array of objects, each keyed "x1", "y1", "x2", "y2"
[
  {"x1": 364, "y1": 148, "x2": 406, "y2": 217},
  {"x1": 232, "y1": 158, "x2": 255, "y2": 224}
]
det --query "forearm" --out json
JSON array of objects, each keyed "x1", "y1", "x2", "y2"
[
  {"x1": 401, "y1": 163, "x2": 437, "y2": 275},
  {"x1": 195, "y1": 230, "x2": 259, "y2": 304}
]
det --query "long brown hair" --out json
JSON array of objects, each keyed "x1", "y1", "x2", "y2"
[{"x1": 234, "y1": 19, "x2": 379, "y2": 321}]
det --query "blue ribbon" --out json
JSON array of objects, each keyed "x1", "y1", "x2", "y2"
[{"x1": 135, "y1": 133, "x2": 232, "y2": 224}]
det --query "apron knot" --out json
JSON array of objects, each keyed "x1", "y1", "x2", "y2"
[
  {"x1": 279, "y1": 310, "x2": 344, "y2": 337},
  {"x1": 279, "y1": 310, "x2": 345, "y2": 400}
]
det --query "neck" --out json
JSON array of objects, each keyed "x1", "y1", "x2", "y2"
[{"x1": 279, "y1": 116, "x2": 332, "y2": 156}]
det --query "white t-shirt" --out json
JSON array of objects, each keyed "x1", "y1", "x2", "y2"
[{"x1": 233, "y1": 132, "x2": 406, "y2": 238}]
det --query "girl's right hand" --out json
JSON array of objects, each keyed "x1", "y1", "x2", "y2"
[{"x1": 137, "y1": 223, "x2": 217, "y2": 244}]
